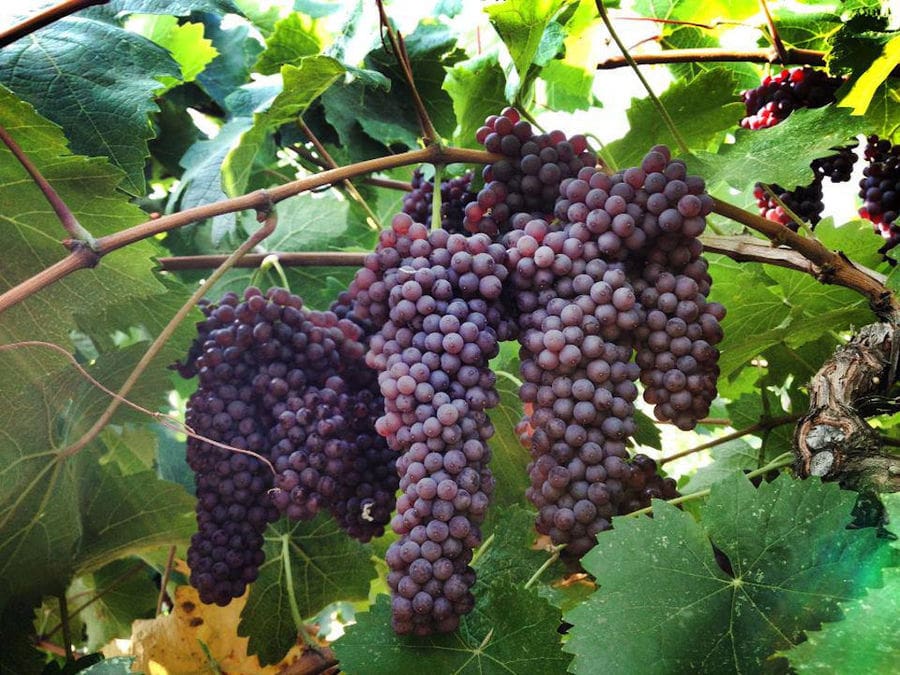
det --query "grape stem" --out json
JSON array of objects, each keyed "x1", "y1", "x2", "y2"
[
  {"x1": 251, "y1": 253, "x2": 291, "y2": 291},
  {"x1": 375, "y1": 0, "x2": 438, "y2": 145},
  {"x1": 0, "y1": 0, "x2": 109, "y2": 48},
  {"x1": 626, "y1": 452, "x2": 796, "y2": 517},
  {"x1": 57, "y1": 203, "x2": 280, "y2": 460},
  {"x1": 596, "y1": 47, "x2": 826, "y2": 70},
  {"x1": 0, "y1": 122, "x2": 96, "y2": 247},
  {"x1": 297, "y1": 117, "x2": 382, "y2": 230},
  {"x1": 58, "y1": 593, "x2": 72, "y2": 662},
  {"x1": 156, "y1": 545, "x2": 177, "y2": 616},
  {"x1": 758, "y1": 0, "x2": 789, "y2": 65},
  {"x1": 659, "y1": 413, "x2": 802, "y2": 465},
  {"x1": 594, "y1": 0, "x2": 690, "y2": 155},
  {"x1": 431, "y1": 163, "x2": 444, "y2": 230},
  {"x1": 523, "y1": 544, "x2": 565, "y2": 590}
]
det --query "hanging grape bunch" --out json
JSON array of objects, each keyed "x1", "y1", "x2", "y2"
[
  {"x1": 740, "y1": 67, "x2": 856, "y2": 229},
  {"x1": 402, "y1": 168, "x2": 476, "y2": 235},
  {"x1": 858, "y1": 135, "x2": 900, "y2": 254}
]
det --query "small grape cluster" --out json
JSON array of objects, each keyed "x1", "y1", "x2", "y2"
[
  {"x1": 858, "y1": 135, "x2": 900, "y2": 253},
  {"x1": 177, "y1": 286, "x2": 397, "y2": 605},
  {"x1": 741, "y1": 68, "x2": 857, "y2": 229},
  {"x1": 402, "y1": 169, "x2": 476, "y2": 234},
  {"x1": 464, "y1": 107, "x2": 596, "y2": 236},
  {"x1": 740, "y1": 67, "x2": 843, "y2": 130}
]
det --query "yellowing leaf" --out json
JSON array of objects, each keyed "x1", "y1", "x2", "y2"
[{"x1": 130, "y1": 585, "x2": 302, "y2": 675}]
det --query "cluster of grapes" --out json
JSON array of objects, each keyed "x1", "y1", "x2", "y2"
[
  {"x1": 177, "y1": 287, "x2": 397, "y2": 605},
  {"x1": 402, "y1": 169, "x2": 476, "y2": 234},
  {"x1": 346, "y1": 213, "x2": 514, "y2": 634},
  {"x1": 858, "y1": 135, "x2": 900, "y2": 253},
  {"x1": 740, "y1": 67, "x2": 844, "y2": 130},
  {"x1": 464, "y1": 107, "x2": 596, "y2": 236},
  {"x1": 740, "y1": 67, "x2": 856, "y2": 229},
  {"x1": 504, "y1": 146, "x2": 719, "y2": 554}
]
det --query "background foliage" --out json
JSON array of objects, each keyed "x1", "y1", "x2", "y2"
[{"x1": 0, "y1": 0, "x2": 897, "y2": 673}]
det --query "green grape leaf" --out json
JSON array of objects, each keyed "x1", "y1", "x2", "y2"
[
  {"x1": 335, "y1": 507, "x2": 569, "y2": 675},
  {"x1": 485, "y1": 369, "x2": 530, "y2": 522},
  {"x1": 255, "y1": 12, "x2": 322, "y2": 75},
  {"x1": 70, "y1": 558, "x2": 160, "y2": 651},
  {"x1": 862, "y1": 81, "x2": 900, "y2": 139},
  {"x1": 0, "y1": 18, "x2": 181, "y2": 195},
  {"x1": 239, "y1": 516, "x2": 377, "y2": 666},
  {"x1": 98, "y1": 0, "x2": 242, "y2": 16},
  {"x1": 444, "y1": 55, "x2": 509, "y2": 149},
  {"x1": 693, "y1": 106, "x2": 860, "y2": 190},
  {"x1": 634, "y1": 0, "x2": 757, "y2": 27},
  {"x1": 606, "y1": 68, "x2": 744, "y2": 169},
  {"x1": 363, "y1": 22, "x2": 467, "y2": 142},
  {"x1": 0, "y1": 86, "x2": 175, "y2": 389},
  {"x1": 485, "y1": 0, "x2": 567, "y2": 93},
  {"x1": 632, "y1": 408, "x2": 662, "y2": 451},
  {"x1": 0, "y1": 347, "x2": 196, "y2": 606},
  {"x1": 658, "y1": 27, "x2": 759, "y2": 90},
  {"x1": 770, "y1": 11, "x2": 842, "y2": 52},
  {"x1": 128, "y1": 15, "x2": 219, "y2": 87},
  {"x1": 564, "y1": 474, "x2": 891, "y2": 674},
  {"x1": 223, "y1": 56, "x2": 344, "y2": 196},
  {"x1": 169, "y1": 117, "x2": 253, "y2": 243},
  {"x1": 0, "y1": 597, "x2": 46, "y2": 674},
  {"x1": 196, "y1": 12, "x2": 264, "y2": 109},
  {"x1": 679, "y1": 438, "x2": 758, "y2": 493},
  {"x1": 78, "y1": 657, "x2": 138, "y2": 674}
]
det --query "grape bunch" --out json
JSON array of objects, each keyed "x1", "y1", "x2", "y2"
[
  {"x1": 350, "y1": 213, "x2": 511, "y2": 634},
  {"x1": 464, "y1": 107, "x2": 597, "y2": 237},
  {"x1": 740, "y1": 67, "x2": 843, "y2": 130},
  {"x1": 503, "y1": 147, "x2": 718, "y2": 554},
  {"x1": 178, "y1": 286, "x2": 398, "y2": 605},
  {"x1": 402, "y1": 168, "x2": 477, "y2": 234},
  {"x1": 752, "y1": 180, "x2": 825, "y2": 229},
  {"x1": 858, "y1": 135, "x2": 900, "y2": 253},
  {"x1": 178, "y1": 289, "x2": 283, "y2": 606},
  {"x1": 740, "y1": 68, "x2": 857, "y2": 229}
]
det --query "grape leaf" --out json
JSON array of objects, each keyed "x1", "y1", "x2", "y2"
[
  {"x1": 770, "y1": 11, "x2": 842, "y2": 52},
  {"x1": 0, "y1": 18, "x2": 181, "y2": 195},
  {"x1": 564, "y1": 474, "x2": 891, "y2": 674},
  {"x1": 443, "y1": 55, "x2": 509, "y2": 149},
  {"x1": 606, "y1": 68, "x2": 744, "y2": 169},
  {"x1": 335, "y1": 507, "x2": 569, "y2": 675},
  {"x1": 679, "y1": 438, "x2": 758, "y2": 493},
  {"x1": 196, "y1": 12, "x2": 264, "y2": 109},
  {"x1": 98, "y1": 0, "x2": 241, "y2": 16},
  {"x1": 239, "y1": 516, "x2": 377, "y2": 665},
  {"x1": 634, "y1": 0, "x2": 757, "y2": 27},
  {"x1": 0, "y1": 86, "x2": 178, "y2": 392},
  {"x1": 0, "y1": 343, "x2": 196, "y2": 612},
  {"x1": 485, "y1": 0, "x2": 567, "y2": 94},
  {"x1": 693, "y1": 106, "x2": 860, "y2": 190},
  {"x1": 254, "y1": 12, "x2": 322, "y2": 75},
  {"x1": 840, "y1": 34, "x2": 900, "y2": 114},
  {"x1": 484, "y1": 369, "x2": 531, "y2": 523},
  {"x1": 168, "y1": 117, "x2": 253, "y2": 243},
  {"x1": 223, "y1": 56, "x2": 345, "y2": 196},
  {"x1": 128, "y1": 15, "x2": 219, "y2": 88}
]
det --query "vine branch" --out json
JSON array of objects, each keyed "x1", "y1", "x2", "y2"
[
  {"x1": 596, "y1": 47, "x2": 825, "y2": 70},
  {"x1": 0, "y1": 123, "x2": 94, "y2": 245},
  {"x1": 0, "y1": 145, "x2": 492, "y2": 316},
  {"x1": 758, "y1": 0, "x2": 788, "y2": 64},
  {"x1": 0, "y1": 0, "x2": 108, "y2": 48},
  {"x1": 659, "y1": 413, "x2": 802, "y2": 465},
  {"x1": 710, "y1": 197, "x2": 900, "y2": 320}
]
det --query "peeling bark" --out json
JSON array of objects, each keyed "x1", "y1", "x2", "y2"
[{"x1": 795, "y1": 323, "x2": 900, "y2": 492}]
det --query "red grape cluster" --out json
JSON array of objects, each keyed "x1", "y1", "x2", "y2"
[{"x1": 858, "y1": 135, "x2": 900, "y2": 253}]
